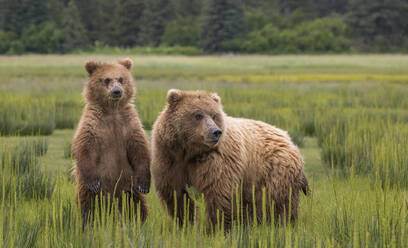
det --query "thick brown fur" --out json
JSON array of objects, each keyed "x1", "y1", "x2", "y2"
[
  {"x1": 151, "y1": 89, "x2": 309, "y2": 230},
  {"x1": 72, "y1": 58, "x2": 150, "y2": 224}
]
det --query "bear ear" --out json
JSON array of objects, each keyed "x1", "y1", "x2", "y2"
[
  {"x1": 210, "y1": 93, "x2": 221, "y2": 103},
  {"x1": 85, "y1": 60, "x2": 101, "y2": 76},
  {"x1": 118, "y1": 58, "x2": 133, "y2": 70},
  {"x1": 167, "y1": 89, "x2": 183, "y2": 106}
]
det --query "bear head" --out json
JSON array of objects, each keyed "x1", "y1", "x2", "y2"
[
  {"x1": 83, "y1": 58, "x2": 135, "y2": 107},
  {"x1": 165, "y1": 89, "x2": 225, "y2": 151}
]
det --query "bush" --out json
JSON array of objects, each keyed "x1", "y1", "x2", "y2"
[
  {"x1": 161, "y1": 17, "x2": 200, "y2": 47},
  {"x1": 0, "y1": 31, "x2": 17, "y2": 54},
  {"x1": 21, "y1": 22, "x2": 64, "y2": 54},
  {"x1": 8, "y1": 40, "x2": 25, "y2": 55},
  {"x1": 242, "y1": 16, "x2": 351, "y2": 53},
  {"x1": 247, "y1": 24, "x2": 280, "y2": 53},
  {"x1": 294, "y1": 16, "x2": 350, "y2": 52}
]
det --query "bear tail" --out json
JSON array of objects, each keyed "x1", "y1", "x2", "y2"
[{"x1": 300, "y1": 172, "x2": 310, "y2": 195}]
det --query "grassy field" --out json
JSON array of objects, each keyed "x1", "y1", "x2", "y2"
[{"x1": 1, "y1": 55, "x2": 408, "y2": 247}]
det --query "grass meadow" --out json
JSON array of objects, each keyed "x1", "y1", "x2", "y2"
[{"x1": 1, "y1": 55, "x2": 408, "y2": 247}]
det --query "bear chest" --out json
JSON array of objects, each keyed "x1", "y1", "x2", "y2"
[
  {"x1": 94, "y1": 114, "x2": 132, "y2": 175},
  {"x1": 185, "y1": 155, "x2": 222, "y2": 192},
  {"x1": 185, "y1": 151, "x2": 247, "y2": 194},
  {"x1": 98, "y1": 123, "x2": 127, "y2": 148}
]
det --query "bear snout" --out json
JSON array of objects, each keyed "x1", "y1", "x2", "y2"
[
  {"x1": 209, "y1": 128, "x2": 222, "y2": 144},
  {"x1": 110, "y1": 86, "x2": 123, "y2": 99},
  {"x1": 212, "y1": 129, "x2": 222, "y2": 139}
]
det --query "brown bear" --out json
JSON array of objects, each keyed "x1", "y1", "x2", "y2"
[
  {"x1": 72, "y1": 58, "x2": 151, "y2": 224},
  {"x1": 151, "y1": 89, "x2": 309, "y2": 230}
]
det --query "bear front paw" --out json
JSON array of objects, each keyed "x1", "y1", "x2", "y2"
[
  {"x1": 86, "y1": 180, "x2": 101, "y2": 195},
  {"x1": 137, "y1": 185, "x2": 149, "y2": 194},
  {"x1": 135, "y1": 177, "x2": 150, "y2": 194}
]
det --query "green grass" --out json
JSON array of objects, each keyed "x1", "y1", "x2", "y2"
[
  {"x1": 1, "y1": 55, "x2": 408, "y2": 247},
  {"x1": 1, "y1": 133, "x2": 406, "y2": 247},
  {"x1": 1, "y1": 55, "x2": 408, "y2": 86}
]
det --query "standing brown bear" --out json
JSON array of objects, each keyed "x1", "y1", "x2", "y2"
[
  {"x1": 152, "y1": 89, "x2": 309, "y2": 230},
  {"x1": 72, "y1": 58, "x2": 151, "y2": 224}
]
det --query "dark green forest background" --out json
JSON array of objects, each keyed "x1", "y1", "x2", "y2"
[{"x1": 1, "y1": 0, "x2": 407, "y2": 54}]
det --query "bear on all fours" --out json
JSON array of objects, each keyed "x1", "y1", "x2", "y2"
[
  {"x1": 72, "y1": 58, "x2": 151, "y2": 224},
  {"x1": 152, "y1": 89, "x2": 309, "y2": 230}
]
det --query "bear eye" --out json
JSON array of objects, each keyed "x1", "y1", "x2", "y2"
[
  {"x1": 104, "y1": 78, "x2": 111, "y2": 85},
  {"x1": 212, "y1": 114, "x2": 217, "y2": 120},
  {"x1": 195, "y1": 114, "x2": 203, "y2": 121},
  {"x1": 118, "y1": 77, "x2": 123, "y2": 84}
]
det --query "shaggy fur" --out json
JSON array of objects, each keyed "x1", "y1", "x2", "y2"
[
  {"x1": 151, "y1": 89, "x2": 309, "y2": 230},
  {"x1": 72, "y1": 58, "x2": 150, "y2": 224}
]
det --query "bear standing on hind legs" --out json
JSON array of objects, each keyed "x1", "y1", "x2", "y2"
[
  {"x1": 151, "y1": 89, "x2": 309, "y2": 230},
  {"x1": 72, "y1": 58, "x2": 151, "y2": 224}
]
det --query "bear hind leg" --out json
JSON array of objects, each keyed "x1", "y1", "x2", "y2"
[
  {"x1": 75, "y1": 184, "x2": 98, "y2": 227},
  {"x1": 273, "y1": 191, "x2": 300, "y2": 224}
]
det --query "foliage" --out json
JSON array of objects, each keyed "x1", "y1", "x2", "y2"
[
  {"x1": 292, "y1": 16, "x2": 350, "y2": 52},
  {"x1": 0, "y1": 0, "x2": 49, "y2": 35},
  {"x1": 240, "y1": 16, "x2": 350, "y2": 53},
  {"x1": 201, "y1": 0, "x2": 246, "y2": 52},
  {"x1": 114, "y1": 0, "x2": 145, "y2": 47},
  {"x1": 0, "y1": 0, "x2": 408, "y2": 53},
  {"x1": 161, "y1": 16, "x2": 200, "y2": 47},
  {"x1": 0, "y1": 31, "x2": 17, "y2": 54},
  {"x1": 21, "y1": 22, "x2": 64, "y2": 54},
  {"x1": 138, "y1": 0, "x2": 173, "y2": 46},
  {"x1": 60, "y1": 0, "x2": 89, "y2": 52},
  {"x1": 347, "y1": 0, "x2": 408, "y2": 51}
]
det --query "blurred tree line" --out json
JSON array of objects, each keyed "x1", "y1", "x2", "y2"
[{"x1": 0, "y1": 0, "x2": 407, "y2": 54}]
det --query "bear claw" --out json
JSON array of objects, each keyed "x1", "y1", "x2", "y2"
[
  {"x1": 137, "y1": 185, "x2": 149, "y2": 194},
  {"x1": 87, "y1": 180, "x2": 101, "y2": 194}
]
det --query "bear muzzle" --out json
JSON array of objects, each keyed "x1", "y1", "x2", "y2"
[
  {"x1": 110, "y1": 86, "x2": 123, "y2": 100},
  {"x1": 209, "y1": 128, "x2": 222, "y2": 145}
]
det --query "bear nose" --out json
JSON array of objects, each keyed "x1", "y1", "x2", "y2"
[
  {"x1": 111, "y1": 87, "x2": 122, "y2": 97},
  {"x1": 213, "y1": 129, "x2": 222, "y2": 139}
]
